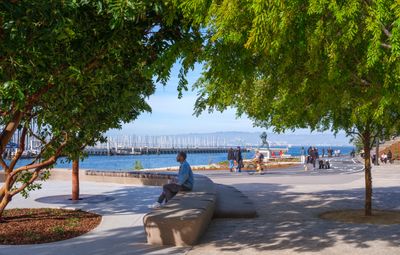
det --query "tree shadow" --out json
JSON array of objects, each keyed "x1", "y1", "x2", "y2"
[
  {"x1": 39, "y1": 185, "x2": 162, "y2": 216},
  {"x1": 195, "y1": 183, "x2": 400, "y2": 253},
  {"x1": 1, "y1": 184, "x2": 188, "y2": 255},
  {"x1": 0, "y1": 225, "x2": 188, "y2": 255}
]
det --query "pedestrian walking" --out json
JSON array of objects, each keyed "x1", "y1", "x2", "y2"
[
  {"x1": 227, "y1": 147, "x2": 235, "y2": 172},
  {"x1": 235, "y1": 146, "x2": 243, "y2": 173},
  {"x1": 307, "y1": 146, "x2": 312, "y2": 163},
  {"x1": 310, "y1": 148, "x2": 317, "y2": 169}
]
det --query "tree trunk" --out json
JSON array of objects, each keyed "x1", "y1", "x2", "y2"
[
  {"x1": 363, "y1": 132, "x2": 373, "y2": 216},
  {"x1": 0, "y1": 195, "x2": 10, "y2": 221},
  {"x1": 71, "y1": 160, "x2": 80, "y2": 200},
  {"x1": 375, "y1": 138, "x2": 380, "y2": 166},
  {"x1": 0, "y1": 186, "x2": 5, "y2": 201},
  {"x1": 0, "y1": 111, "x2": 23, "y2": 155},
  {"x1": 0, "y1": 175, "x2": 12, "y2": 221}
]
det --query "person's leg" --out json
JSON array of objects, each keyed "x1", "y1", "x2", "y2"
[
  {"x1": 164, "y1": 183, "x2": 181, "y2": 202},
  {"x1": 157, "y1": 190, "x2": 166, "y2": 204},
  {"x1": 157, "y1": 183, "x2": 172, "y2": 204},
  {"x1": 229, "y1": 160, "x2": 234, "y2": 172}
]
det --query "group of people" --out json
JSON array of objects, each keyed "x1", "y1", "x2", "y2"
[
  {"x1": 270, "y1": 150, "x2": 285, "y2": 158},
  {"x1": 227, "y1": 147, "x2": 244, "y2": 172},
  {"x1": 300, "y1": 146, "x2": 331, "y2": 170},
  {"x1": 372, "y1": 150, "x2": 393, "y2": 164},
  {"x1": 300, "y1": 146, "x2": 318, "y2": 166}
]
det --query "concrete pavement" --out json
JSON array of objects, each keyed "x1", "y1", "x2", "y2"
[
  {"x1": 2, "y1": 156, "x2": 400, "y2": 255},
  {"x1": 0, "y1": 181, "x2": 188, "y2": 255},
  {"x1": 189, "y1": 158, "x2": 400, "y2": 255}
]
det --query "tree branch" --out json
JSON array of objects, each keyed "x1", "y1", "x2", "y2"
[
  {"x1": 28, "y1": 128, "x2": 47, "y2": 146},
  {"x1": 351, "y1": 73, "x2": 372, "y2": 87},
  {"x1": 0, "y1": 110, "x2": 23, "y2": 155},
  {"x1": 8, "y1": 125, "x2": 28, "y2": 172},
  {"x1": 0, "y1": 157, "x2": 9, "y2": 172},
  {"x1": 10, "y1": 156, "x2": 56, "y2": 177},
  {"x1": 347, "y1": 130, "x2": 361, "y2": 137},
  {"x1": 9, "y1": 168, "x2": 41, "y2": 196},
  {"x1": 25, "y1": 83, "x2": 54, "y2": 109},
  {"x1": 381, "y1": 23, "x2": 392, "y2": 38},
  {"x1": 381, "y1": 43, "x2": 392, "y2": 49},
  {"x1": 26, "y1": 131, "x2": 61, "y2": 165},
  {"x1": 9, "y1": 141, "x2": 67, "y2": 178}
]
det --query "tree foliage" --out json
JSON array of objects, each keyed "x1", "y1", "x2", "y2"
[
  {"x1": 177, "y1": 0, "x2": 400, "y2": 215},
  {"x1": 0, "y1": 0, "x2": 201, "y2": 218}
]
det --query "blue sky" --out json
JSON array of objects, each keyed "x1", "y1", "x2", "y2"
[
  {"x1": 107, "y1": 63, "x2": 350, "y2": 145},
  {"x1": 109, "y1": 62, "x2": 265, "y2": 135}
]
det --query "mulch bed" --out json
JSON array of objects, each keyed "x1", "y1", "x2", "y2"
[
  {"x1": 320, "y1": 209, "x2": 400, "y2": 225},
  {"x1": 0, "y1": 208, "x2": 101, "y2": 245}
]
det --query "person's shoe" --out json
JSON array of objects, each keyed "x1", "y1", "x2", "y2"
[{"x1": 148, "y1": 202, "x2": 163, "y2": 209}]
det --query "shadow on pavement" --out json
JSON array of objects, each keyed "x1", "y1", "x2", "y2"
[
  {"x1": 0, "y1": 185, "x2": 188, "y2": 255},
  {"x1": 194, "y1": 183, "x2": 400, "y2": 253},
  {"x1": 0, "y1": 225, "x2": 186, "y2": 255}
]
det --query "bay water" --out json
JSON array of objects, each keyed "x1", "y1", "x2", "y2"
[{"x1": 4, "y1": 146, "x2": 354, "y2": 171}]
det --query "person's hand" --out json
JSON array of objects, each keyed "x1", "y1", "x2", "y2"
[{"x1": 168, "y1": 178, "x2": 177, "y2": 184}]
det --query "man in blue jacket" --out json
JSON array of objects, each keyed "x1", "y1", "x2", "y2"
[{"x1": 149, "y1": 151, "x2": 194, "y2": 209}]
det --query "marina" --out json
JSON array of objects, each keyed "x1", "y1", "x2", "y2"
[
  {"x1": 4, "y1": 146, "x2": 354, "y2": 171},
  {"x1": 85, "y1": 146, "x2": 250, "y2": 156}
]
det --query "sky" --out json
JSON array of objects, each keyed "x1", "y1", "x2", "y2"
[
  {"x1": 108, "y1": 62, "x2": 264, "y2": 135},
  {"x1": 107, "y1": 63, "x2": 351, "y2": 145}
]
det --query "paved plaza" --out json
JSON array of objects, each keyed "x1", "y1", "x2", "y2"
[
  {"x1": 190, "y1": 158, "x2": 400, "y2": 255},
  {"x1": 0, "y1": 181, "x2": 189, "y2": 255},
  {"x1": 1, "y1": 157, "x2": 400, "y2": 255}
]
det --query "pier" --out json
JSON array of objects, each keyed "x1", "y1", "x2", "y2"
[
  {"x1": 85, "y1": 147, "x2": 251, "y2": 156},
  {"x1": 4, "y1": 132, "x2": 255, "y2": 158}
]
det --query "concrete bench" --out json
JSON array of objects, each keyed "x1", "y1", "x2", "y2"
[
  {"x1": 143, "y1": 175, "x2": 216, "y2": 246},
  {"x1": 46, "y1": 169, "x2": 253, "y2": 246}
]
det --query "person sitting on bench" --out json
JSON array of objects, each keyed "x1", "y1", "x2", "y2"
[
  {"x1": 149, "y1": 151, "x2": 194, "y2": 209},
  {"x1": 324, "y1": 160, "x2": 330, "y2": 169}
]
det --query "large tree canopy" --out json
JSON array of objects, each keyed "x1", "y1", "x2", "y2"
[
  {"x1": 177, "y1": 0, "x2": 400, "y2": 215},
  {"x1": 0, "y1": 0, "x2": 201, "y2": 218}
]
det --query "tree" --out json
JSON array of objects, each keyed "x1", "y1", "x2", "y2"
[
  {"x1": 134, "y1": 160, "x2": 144, "y2": 170},
  {"x1": 71, "y1": 159, "x2": 79, "y2": 201},
  {"x1": 179, "y1": 0, "x2": 400, "y2": 215},
  {"x1": 0, "y1": 0, "x2": 201, "y2": 219}
]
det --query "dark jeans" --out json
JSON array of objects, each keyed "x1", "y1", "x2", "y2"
[
  {"x1": 312, "y1": 157, "x2": 316, "y2": 168},
  {"x1": 157, "y1": 183, "x2": 191, "y2": 204},
  {"x1": 236, "y1": 159, "x2": 243, "y2": 172}
]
